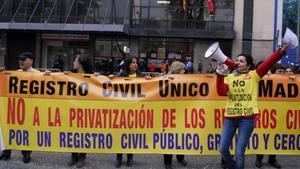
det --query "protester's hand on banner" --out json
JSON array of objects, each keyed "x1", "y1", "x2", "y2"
[
  {"x1": 215, "y1": 63, "x2": 229, "y2": 75},
  {"x1": 288, "y1": 75, "x2": 297, "y2": 80},
  {"x1": 94, "y1": 72, "x2": 101, "y2": 76},
  {"x1": 166, "y1": 75, "x2": 175, "y2": 80},
  {"x1": 108, "y1": 74, "x2": 114, "y2": 79},
  {"x1": 145, "y1": 75, "x2": 152, "y2": 80},
  {"x1": 63, "y1": 71, "x2": 70, "y2": 75},
  {"x1": 44, "y1": 70, "x2": 52, "y2": 75}
]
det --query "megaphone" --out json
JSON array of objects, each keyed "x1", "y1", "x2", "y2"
[{"x1": 204, "y1": 42, "x2": 237, "y2": 70}]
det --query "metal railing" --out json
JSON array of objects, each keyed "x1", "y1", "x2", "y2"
[
  {"x1": 36, "y1": 68, "x2": 61, "y2": 72},
  {"x1": 0, "y1": 0, "x2": 131, "y2": 25}
]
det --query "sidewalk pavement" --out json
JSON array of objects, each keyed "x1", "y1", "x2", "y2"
[{"x1": 0, "y1": 151, "x2": 299, "y2": 169}]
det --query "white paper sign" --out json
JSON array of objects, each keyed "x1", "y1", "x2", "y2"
[{"x1": 282, "y1": 28, "x2": 299, "y2": 49}]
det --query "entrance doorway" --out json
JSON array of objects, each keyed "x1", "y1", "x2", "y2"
[{"x1": 42, "y1": 38, "x2": 89, "y2": 71}]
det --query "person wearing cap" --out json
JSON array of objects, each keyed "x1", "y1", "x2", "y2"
[
  {"x1": 17, "y1": 52, "x2": 39, "y2": 72},
  {"x1": 0, "y1": 52, "x2": 39, "y2": 163}
]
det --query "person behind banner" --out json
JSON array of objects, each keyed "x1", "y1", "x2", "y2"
[
  {"x1": 0, "y1": 52, "x2": 39, "y2": 163},
  {"x1": 216, "y1": 44, "x2": 289, "y2": 169},
  {"x1": 255, "y1": 63, "x2": 285, "y2": 169},
  {"x1": 207, "y1": 63, "x2": 215, "y2": 73},
  {"x1": 198, "y1": 60, "x2": 203, "y2": 73},
  {"x1": 149, "y1": 61, "x2": 155, "y2": 72},
  {"x1": 185, "y1": 60, "x2": 194, "y2": 74},
  {"x1": 162, "y1": 61, "x2": 188, "y2": 169},
  {"x1": 112, "y1": 56, "x2": 150, "y2": 168},
  {"x1": 67, "y1": 53, "x2": 93, "y2": 168},
  {"x1": 285, "y1": 66, "x2": 295, "y2": 74},
  {"x1": 270, "y1": 63, "x2": 285, "y2": 75},
  {"x1": 161, "y1": 60, "x2": 167, "y2": 75}
]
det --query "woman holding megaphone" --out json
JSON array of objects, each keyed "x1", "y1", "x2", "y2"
[{"x1": 215, "y1": 43, "x2": 289, "y2": 169}]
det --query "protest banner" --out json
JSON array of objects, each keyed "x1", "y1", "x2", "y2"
[{"x1": 0, "y1": 71, "x2": 299, "y2": 155}]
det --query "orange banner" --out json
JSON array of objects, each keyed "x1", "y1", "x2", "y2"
[
  {"x1": 0, "y1": 72, "x2": 299, "y2": 102},
  {"x1": 0, "y1": 71, "x2": 299, "y2": 154}
]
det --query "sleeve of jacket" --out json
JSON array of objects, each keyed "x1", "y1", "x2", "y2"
[
  {"x1": 256, "y1": 49, "x2": 286, "y2": 77},
  {"x1": 216, "y1": 75, "x2": 229, "y2": 96}
]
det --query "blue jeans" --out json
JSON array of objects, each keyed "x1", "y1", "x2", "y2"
[{"x1": 219, "y1": 117, "x2": 254, "y2": 169}]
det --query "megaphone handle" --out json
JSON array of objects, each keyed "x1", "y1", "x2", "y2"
[{"x1": 224, "y1": 58, "x2": 237, "y2": 70}]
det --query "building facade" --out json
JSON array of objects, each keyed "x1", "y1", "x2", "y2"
[{"x1": 0, "y1": 0, "x2": 297, "y2": 73}]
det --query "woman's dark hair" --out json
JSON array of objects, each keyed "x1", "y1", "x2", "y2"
[
  {"x1": 122, "y1": 56, "x2": 140, "y2": 76},
  {"x1": 75, "y1": 54, "x2": 93, "y2": 74},
  {"x1": 237, "y1": 53, "x2": 255, "y2": 70},
  {"x1": 270, "y1": 63, "x2": 285, "y2": 74}
]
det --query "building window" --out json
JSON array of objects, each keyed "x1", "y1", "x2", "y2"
[
  {"x1": 41, "y1": 34, "x2": 89, "y2": 71},
  {"x1": 131, "y1": 0, "x2": 234, "y2": 31},
  {"x1": 139, "y1": 37, "x2": 193, "y2": 72}
]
